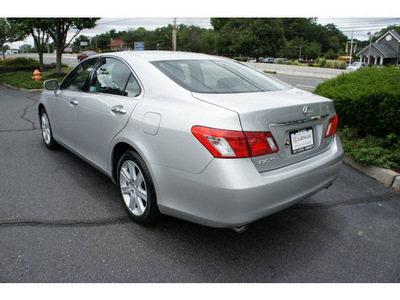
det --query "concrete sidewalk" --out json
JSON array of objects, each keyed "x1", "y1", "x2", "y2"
[{"x1": 245, "y1": 62, "x2": 347, "y2": 79}]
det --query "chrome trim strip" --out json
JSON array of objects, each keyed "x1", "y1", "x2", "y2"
[{"x1": 270, "y1": 114, "x2": 330, "y2": 127}]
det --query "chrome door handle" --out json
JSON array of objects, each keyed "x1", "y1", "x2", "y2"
[
  {"x1": 111, "y1": 107, "x2": 127, "y2": 114},
  {"x1": 70, "y1": 100, "x2": 79, "y2": 106}
]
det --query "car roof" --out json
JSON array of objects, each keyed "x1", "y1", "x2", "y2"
[{"x1": 99, "y1": 51, "x2": 225, "y2": 62}]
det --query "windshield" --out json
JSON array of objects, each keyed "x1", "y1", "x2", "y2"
[
  {"x1": 151, "y1": 59, "x2": 290, "y2": 94},
  {"x1": 351, "y1": 62, "x2": 361, "y2": 66}
]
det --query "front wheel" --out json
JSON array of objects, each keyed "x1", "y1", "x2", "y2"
[
  {"x1": 117, "y1": 150, "x2": 160, "y2": 225},
  {"x1": 39, "y1": 109, "x2": 59, "y2": 150}
]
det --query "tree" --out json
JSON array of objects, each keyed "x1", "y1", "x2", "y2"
[
  {"x1": 72, "y1": 34, "x2": 91, "y2": 51},
  {"x1": 0, "y1": 18, "x2": 26, "y2": 59},
  {"x1": 42, "y1": 18, "x2": 100, "y2": 73},
  {"x1": 8, "y1": 18, "x2": 50, "y2": 70},
  {"x1": 211, "y1": 18, "x2": 285, "y2": 58},
  {"x1": 303, "y1": 41, "x2": 322, "y2": 60}
]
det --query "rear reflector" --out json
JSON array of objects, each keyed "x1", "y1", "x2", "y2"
[
  {"x1": 325, "y1": 115, "x2": 338, "y2": 138},
  {"x1": 192, "y1": 126, "x2": 279, "y2": 158}
]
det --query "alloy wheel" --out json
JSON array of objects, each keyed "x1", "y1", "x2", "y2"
[{"x1": 119, "y1": 160, "x2": 148, "y2": 216}]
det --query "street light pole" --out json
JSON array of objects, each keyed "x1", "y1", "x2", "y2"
[
  {"x1": 299, "y1": 44, "x2": 302, "y2": 62},
  {"x1": 172, "y1": 18, "x2": 177, "y2": 51}
]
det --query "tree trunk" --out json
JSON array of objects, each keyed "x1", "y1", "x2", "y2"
[
  {"x1": 1, "y1": 45, "x2": 5, "y2": 60},
  {"x1": 56, "y1": 46, "x2": 63, "y2": 74},
  {"x1": 38, "y1": 52, "x2": 44, "y2": 71}
]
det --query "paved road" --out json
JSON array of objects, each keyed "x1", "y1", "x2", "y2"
[
  {"x1": 0, "y1": 85, "x2": 399, "y2": 283},
  {"x1": 270, "y1": 74, "x2": 326, "y2": 92}
]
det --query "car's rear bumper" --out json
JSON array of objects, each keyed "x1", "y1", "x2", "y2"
[{"x1": 152, "y1": 136, "x2": 343, "y2": 228}]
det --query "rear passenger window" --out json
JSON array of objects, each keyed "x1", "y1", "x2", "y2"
[{"x1": 89, "y1": 58, "x2": 141, "y2": 97}]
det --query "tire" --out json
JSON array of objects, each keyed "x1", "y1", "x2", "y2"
[
  {"x1": 39, "y1": 109, "x2": 59, "y2": 150},
  {"x1": 117, "y1": 150, "x2": 160, "y2": 225}
]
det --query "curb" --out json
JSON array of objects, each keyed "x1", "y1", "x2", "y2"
[
  {"x1": 343, "y1": 154, "x2": 400, "y2": 190},
  {"x1": 1, "y1": 82, "x2": 43, "y2": 93}
]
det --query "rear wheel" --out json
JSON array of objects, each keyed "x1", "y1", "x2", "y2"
[
  {"x1": 117, "y1": 150, "x2": 160, "y2": 225},
  {"x1": 39, "y1": 109, "x2": 59, "y2": 150}
]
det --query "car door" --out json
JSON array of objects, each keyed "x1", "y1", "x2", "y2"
[
  {"x1": 72, "y1": 57, "x2": 142, "y2": 171},
  {"x1": 51, "y1": 58, "x2": 99, "y2": 147}
]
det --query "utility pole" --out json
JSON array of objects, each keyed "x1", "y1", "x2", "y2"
[{"x1": 172, "y1": 18, "x2": 177, "y2": 51}]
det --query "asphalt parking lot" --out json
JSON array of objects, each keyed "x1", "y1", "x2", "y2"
[{"x1": 0, "y1": 84, "x2": 399, "y2": 283}]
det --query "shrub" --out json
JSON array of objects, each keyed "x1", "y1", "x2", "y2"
[
  {"x1": 326, "y1": 60, "x2": 334, "y2": 68},
  {"x1": 334, "y1": 60, "x2": 340, "y2": 69},
  {"x1": 233, "y1": 57, "x2": 247, "y2": 62},
  {"x1": 314, "y1": 67, "x2": 400, "y2": 138},
  {"x1": 277, "y1": 59, "x2": 285, "y2": 64},
  {"x1": 339, "y1": 61, "x2": 347, "y2": 69},
  {"x1": 316, "y1": 57, "x2": 327, "y2": 68},
  {"x1": 339, "y1": 127, "x2": 400, "y2": 170},
  {"x1": 13, "y1": 57, "x2": 38, "y2": 65},
  {"x1": 2, "y1": 58, "x2": 15, "y2": 66}
]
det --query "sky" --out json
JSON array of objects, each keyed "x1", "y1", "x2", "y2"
[{"x1": 3, "y1": 0, "x2": 400, "y2": 48}]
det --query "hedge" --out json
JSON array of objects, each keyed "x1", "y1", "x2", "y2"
[{"x1": 314, "y1": 67, "x2": 400, "y2": 138}]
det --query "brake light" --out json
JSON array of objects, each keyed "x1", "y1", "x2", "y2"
[
  {"x1": 325, "y1": 115, "x2": 338, "y2": 138},
  {"x1": 191, "y1": 126, "x2": 279, "y2": 158}
]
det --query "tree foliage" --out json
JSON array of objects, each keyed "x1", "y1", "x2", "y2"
[
  {"x1": 0, "y1": 18, "x2": 26, "y2": 59},
  {"x1": 42, "y1": 18, "x2": 100, "y2": 73},
  {"x1": 211, "y1": 18, "x2": 348, "y2": 60},
  {"x1": 8, "y1": 18, "x2": 50, "y2": 70}
]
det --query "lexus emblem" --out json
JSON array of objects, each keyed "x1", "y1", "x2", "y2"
[{"x1": 303, "y1": 105, "x2": 311, "y2": 115}]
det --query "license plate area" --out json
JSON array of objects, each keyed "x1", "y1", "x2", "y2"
[{"x1": 290, "y1": 128, "x2": 314, "y2": 154}]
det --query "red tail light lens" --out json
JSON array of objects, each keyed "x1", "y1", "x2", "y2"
[
  {"x1": 325, "y1": 115, "x2": 338, "y2": 138},
  {"x1": 192, "y1": 126, "x2": 279, "y2": 158},
  {"x1": 245, "y1": 131, "x2": 279, "y2": 157}
]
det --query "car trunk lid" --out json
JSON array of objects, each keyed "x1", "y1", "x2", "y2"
[{"x1": 192, "y1": 88, "x2": 337, "y2": 172}]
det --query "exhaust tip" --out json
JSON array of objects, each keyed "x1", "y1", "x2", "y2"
[{"x1": 231, "y1": 225, "x2": 249, "y2": 233}]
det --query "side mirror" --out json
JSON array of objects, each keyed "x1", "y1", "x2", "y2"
[{"x1": 44, "y1": 79, "x2": 59, "y2": 91}]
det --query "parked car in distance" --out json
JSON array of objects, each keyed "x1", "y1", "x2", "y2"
[
  {"x1": 77, "y1": 50, "x2": 97, "y2": 61},
  {"x1": 273, "y1": 58, "x2": 288, "y2": 64},
  {"x1": 259, "y1": 57, "x2": 275, "y2": 63},
  {"x1": 39, "y1": 51, "x2": 343, "y2": 229},
  {"x1": 346, "y1": 62, "x2": 367, "y2": 71}
]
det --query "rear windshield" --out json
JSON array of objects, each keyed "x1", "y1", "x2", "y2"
[{"x1": 151, "y1": 59, "x2": 290, "y2": 94}]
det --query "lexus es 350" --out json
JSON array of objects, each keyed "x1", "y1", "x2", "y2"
[{"x1": 39, "y1": 51, "x2": 343, "y2": 229}]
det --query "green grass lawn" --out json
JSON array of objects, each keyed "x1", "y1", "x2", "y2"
[{"x1": 0, "y1": 67, "x2": 73, "y2": 89}]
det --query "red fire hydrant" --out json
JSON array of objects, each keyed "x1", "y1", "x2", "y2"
[{"x1": 32, "y1": 70, "x2": 43, "y2": 81}]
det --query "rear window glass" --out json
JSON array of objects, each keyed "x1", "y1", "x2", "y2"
[{"x1": 151, "y1": 59, "x2": 289, "y2": 94}]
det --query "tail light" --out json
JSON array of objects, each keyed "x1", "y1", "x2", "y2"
[
  {"x1": 325, "y1": 115, "x2": 338, "y2": 138},
  {"x1": 192, "y1": 126, "x2": 279, "y2": 158}
]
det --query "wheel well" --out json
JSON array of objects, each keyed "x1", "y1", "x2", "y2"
[
  {"x1": 112, "y1": 142, "x2": 137, "y2": 182},
  {"x1": 38, "y1": 104, "x2": 45, "y2": 116}
]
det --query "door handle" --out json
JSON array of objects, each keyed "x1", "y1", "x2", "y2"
[
  {"x1": 111, "y1": 107, "x2": 127, "y2": 114},
  {"x1": 70, "y1": 99, "x2": 79, "y2": 106}
]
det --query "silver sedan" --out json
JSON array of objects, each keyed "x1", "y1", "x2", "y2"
[{"x1": 39, "y1": 51, "x2": 343, "y2": 229}]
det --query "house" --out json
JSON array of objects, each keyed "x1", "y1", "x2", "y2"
[
  {"x1": 108, "y1": 38, "x2": 127, "y2": 51},
  {"x1": 356, "y1": 30, "x2": 400, "y2": 66}
]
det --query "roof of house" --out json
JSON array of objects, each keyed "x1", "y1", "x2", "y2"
[
  {"x1": 357, "y1": 43, "x2": 398, "y2": 57},
  {"x1": 108, "y1": 38, "x2": 126, "y2": 47},
  {"x1": 376, "y1": 29, "x2": 400, "y2": 43},
  {"x1": 356, "y1": 30, "x2": 400, "y2": 58}
]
